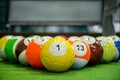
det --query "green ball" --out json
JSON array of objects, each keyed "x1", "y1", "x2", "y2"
[
  {"x1": 5, "y1": 37, "x2": 23, "y2": 63},
  {"x1": 96, "y1": 36, "x2": 117, "y2": 63}
]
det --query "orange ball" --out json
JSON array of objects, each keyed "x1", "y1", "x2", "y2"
[
  {"x1": 26, "y1": 40, "x2": 43, "y2": 68},
  {"x1": 68, "y1": 40, "x2": 91, "y2": 69}
]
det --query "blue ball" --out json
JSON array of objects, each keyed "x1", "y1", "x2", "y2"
[
  {"x1": 109, "y1": 35, "x2": 120, "y2": 61},
  {"x1": 115, "y1": 40, "x2": 120, "y2": 59}
]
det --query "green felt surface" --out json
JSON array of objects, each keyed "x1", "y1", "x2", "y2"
[{"x1": 0, "y1": 59, "x2": 120, "y2": 80}]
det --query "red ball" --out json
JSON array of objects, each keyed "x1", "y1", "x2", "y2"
[{"x1": 26, "y1": 40, "x2": 44, "y2": 68}]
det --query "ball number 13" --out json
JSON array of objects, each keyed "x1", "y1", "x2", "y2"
[{"x1": 76, "y1": 44, "x2": 84, "y2": 51}]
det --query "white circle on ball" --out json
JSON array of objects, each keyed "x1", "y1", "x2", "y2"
[
  {"x1": 39, "y1": 36, "x2": 52, "y2": 45},
  {"x1": 72, "y1": 41, "x2": 87, "y2": 56},
  {"x1": 96, "y1": 37, "x2": 107, "y2": 46},
  {"x1": 88, "y1": 37, "x2": 96, "y2": 44},
  {"x1": 24, "y1": 38, "x2": 33, "y2": 46},
  {"x1": 49, "y1": 42, "x2": 67, "y2": 56},
  {"x1": 109, "y1": 36, "x2": 120, "y2": 42},
  {"x1": 33, "y1": 36, "x2": 41, "y2": 40},
  {"x1": 6, "y1": 35, "x2": 14, "y2": 40},
  {"x1": 68, "y1": 36, "x2": 79, "y2": 41},
  {"x1": 81, "y1": 36, "x2": 96, "y2": 44},
  {"x1": 34, "y1": 37, "x2": 42, "y2": 45}
]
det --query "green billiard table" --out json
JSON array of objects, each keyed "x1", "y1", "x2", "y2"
[{"x1": 0, "y1": 59, "x2": 120, "y2": 80}]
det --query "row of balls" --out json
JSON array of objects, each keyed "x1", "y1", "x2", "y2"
[{"x1": 0, "y1": 35, "x2": 120, "y2": 72}]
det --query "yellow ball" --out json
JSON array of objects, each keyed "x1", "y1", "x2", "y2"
[
  {"x1": 96, "y1": 36, "x2": 117, "y2": 63},
  {"x1": 41, "y1": 38, "x2": 75, "y2": 72},
  {"x1": 0, "y1": 35, "x2": 14, "y2": 60}
]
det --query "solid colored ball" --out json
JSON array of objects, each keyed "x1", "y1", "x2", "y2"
[
  {"x1": 26, "y1": 38, "x2": 44, "y2": 68},
  {"x1": 41, "y1": 38, "x2": 75, "y2": 72},
  {"x1": 5, "y1": 36, "x2": 24, "y2": 63},
  {"x1": 80, "y1": 35, "x2": 103, "y2": 65},
  {"x1": 96, "y1": 36, "x2": 117, "y2": 63},
  {"x1": 69, "y1": 40, "x2": 91, "y2": 69},
  {"x1": 0, "y1": 35, "x2": 14, "y2": 61}
]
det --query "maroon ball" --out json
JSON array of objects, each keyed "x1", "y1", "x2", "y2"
[
  {"x1": 15, "y1": 39, "x2": 27, "y2": 59},
  {"x1": 80, "y1": 35, "x2": 103, "y2": 65},
  {"x1": 88, "y1": 40, "x2": 103, "y2": 65},
  {"x1": 15, "y1": 37, "x2": 33, "y2": 65}
]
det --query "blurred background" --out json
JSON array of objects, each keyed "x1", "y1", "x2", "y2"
[{"x1": 0, "y1": 0, "x2": 119, "y2": 36}]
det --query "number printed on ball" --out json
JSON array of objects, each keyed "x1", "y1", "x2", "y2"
[
  {"x1": 24, "y1": 38, "x2": 33, "y2": 46},
  {"x1": 81, "y1": 36, "x2": 96, "y2": 44},
  {"x1": 49, "y1": 42, "x2": 67, "y2": 56},
  {"x1": 38, "y1": 36, "x2": 52, "y2": 45},
  {"x1": 72, "y1": 41, "x2": 87, "y2": 56}
]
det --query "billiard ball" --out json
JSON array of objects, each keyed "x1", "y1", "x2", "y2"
[
  {"x1": 41, "y1": 38, "x2": 75, "y2": 72},
  {"x1": 26, "y1": 37, "x2": 44, "y2": 68},
  {"x1": 0, "y1": 35, "x2": 14, "y2": 61},
  {"x1": 5, "y1": 36, "x2": 24, "y2": 63},
  {"x1": 69, "y1": 40, "x2": 91, "y2": 69},
  {"x1": 15, "y1": 37, "x2": 33, "y2": 65},
  {"x1": 96, "y1": 36, "x2": 117, "y2": 63},
  {"x1": 80, "y1": 35, "x2": 103, "y2": 65},
  {"x1": 108, "y1": 35, "x2": 120, "y2": 61}
]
